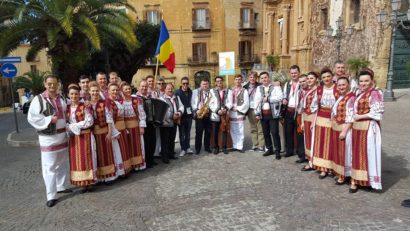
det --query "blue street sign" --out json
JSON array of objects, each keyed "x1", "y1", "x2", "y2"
[
  {"x1": 0, "y1": 63, "x2": 18, "y2": 78},
  {"x1": 0, "y1": 56, "x2": 21, "y2": 63}
]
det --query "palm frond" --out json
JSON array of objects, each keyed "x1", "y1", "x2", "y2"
[{"x1": 76, "y1": 15, "x2": 101, "y2": 50}]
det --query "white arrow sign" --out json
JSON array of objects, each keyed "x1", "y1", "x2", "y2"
[{"x1": 2, "y1": 67, "x2": 16, "y2": 74}]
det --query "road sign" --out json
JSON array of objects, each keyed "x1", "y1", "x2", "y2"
[
  {"x1": 0, "y1": 63, "x2": 18, "y2": 78},
  {"x1": 0, "y1": 56, "x2": 21, "y2": 63}
]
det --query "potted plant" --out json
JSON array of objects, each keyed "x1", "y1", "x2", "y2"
[
  {"x1": 347, "y1": 57, "x2": 370, "y2": 78},
  {"x1": 266, "y1": 54, "x2": 280, "y2": 72}
]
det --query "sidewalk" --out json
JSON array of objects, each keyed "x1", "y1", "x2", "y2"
[{"x1": 7, "y1": 128, "x2": 38, "y2": 147}]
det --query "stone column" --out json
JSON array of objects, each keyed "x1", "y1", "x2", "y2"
[
  {"x1": 282, "y1": 4, "x2": 291, "y2": 55},
  {"x1": 267, "y1": 12, "x2": 274, "y2": 54}
]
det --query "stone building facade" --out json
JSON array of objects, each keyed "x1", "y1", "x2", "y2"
[
  {"x1": 262, "y1": 0, "x2": 313, "y2": 73},
  {"x1": 310, "y1": 0, "x2": 392, "y2": 89},
  {"x1": 129, "y1": 0, "x2": 264, "y2": 88}
]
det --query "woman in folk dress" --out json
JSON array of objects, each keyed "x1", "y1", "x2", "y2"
[{"x1": 350, "y1": 68, "x2": 384, "y2": 193}]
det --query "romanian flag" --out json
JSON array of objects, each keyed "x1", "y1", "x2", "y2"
[{"x1": 155, "y1": 20, "x2": 175, "y2": 73}]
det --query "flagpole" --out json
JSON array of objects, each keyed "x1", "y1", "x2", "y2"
[{"x1": 154, "y1": 56, "x2": 160, "y2": 87}]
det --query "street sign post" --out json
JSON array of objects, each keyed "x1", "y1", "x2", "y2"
[
  {"x1": 0, "y1": 62, "x2": 19, "y2": 133},
  {"x1": 0, "y1": 56, "x2": 21, "y2": 63}
]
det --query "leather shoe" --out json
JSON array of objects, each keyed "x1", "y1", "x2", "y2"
[
  {"x1": 78, "y1": 187, "x2": 88, "y2": 194},
  {"x1": 275, "y1": 155, "x2": 281, "y2": 160},
  {"x1": 284, "y1": 153, "x2": 294, "y2": 158},
  {"x1": 169, "y1": 156, "x2": 178, "y2": 160},
  {"x1": 57, "y1": 188, "x2": 72, "y2": 193},
  {"x1": 295, "y1": 159, "x2": 308, "y2": 163},
  {"x1": 301, "y1": 166, "x2": 314, "y2": 171},
  {"x1": 46, "y1": 199, "x2": 57, "y2": 207},
  {"x1": 262, "y1": 150, "x2": 273, "y2": 157},
  {"x1": 195, "y1": 149, "x2": 201, "y2": 155},
  {"x1": 349, "y1": 186, "x2": 359, "y2": 193},
  {"x1": 318, "y1": 172, "x2": 328, "y2": 179},
  {"x1": 401, "y1": 199, "x2": 410, "y2": 208},
  {"x1": 213, "y1": 148, "x2": 219, "y2": 155},
  {"x1": 237, "y1": 149, "x2": 245, "y2": 153},
  {"x1": 152, "y1": 161, "x2": 158, "y2": 166},
  {"x1": 223, "y1": 149, "x2": 228, "y2": 154},
  {"x1": 205, "y1": 148, "x2": 212, "y2": 153},
  {"x1": 335, "y1": 180, "x2": 345, "y2": 185},
  {"x1": 162, "y1": 159, "x2": 170, "y2": 164}
]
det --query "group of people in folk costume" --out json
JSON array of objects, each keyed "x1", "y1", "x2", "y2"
[{"x1": 28, "y1": 60, "x2": 383, "y2": 207}]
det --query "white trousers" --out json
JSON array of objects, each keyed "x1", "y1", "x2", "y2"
[
  {"x1": 154, "y1": 127, "x2": 161, "y2": 156},
  {"x1": 41, "y1": 149, "x2": 68, "y2": 201},
  {"x1": 230, "y1": 121, "x2": 245, "y2": 150}
]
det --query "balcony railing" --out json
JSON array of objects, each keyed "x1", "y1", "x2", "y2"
[
  {"x1": 192, "y1": 21, "x2": 211, "y2": 31},
  {"x1": 239, "y1": 21, "x2": 256, "y2": 30},
  {"x1": 238, "y1": 54, "x2": 259, "y2": 63},
  {"x1": 189, "y1": 56, "x2": 208, "y2": 64}
]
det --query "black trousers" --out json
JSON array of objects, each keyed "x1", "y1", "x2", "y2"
[
  {"x1": 284, "y1": 111, "x2": 305, "y2": 159},
  {"x1": 261, "y1": 117, "x2": 281, "y2": 152},
  {"x1": 195, "y1": 117, "x2": 211, "y2": 152},
  {"x1": 144, "y1": 123, "x2": 156, "y2": 166},
  {"x1": 160, "y1": 126, "x2": 176, "y2": 161},
  {"x1": 211, "y1": 121, "x2": 227, "y2": 149}
]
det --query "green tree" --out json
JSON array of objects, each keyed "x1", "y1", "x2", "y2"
[
  {"x1": 266, "y1": 54, "x2": 280, "y2": 71},
  {"x1": 82, "y1": 21, "x2": 160, "y2": 83},
  {"x1": 0, "y1": 0, "x2": 139, "y2": 88},
  {"x1": 347, "y1": 57, "x2": 370, "y2": 77},
  {"x1": 14, "y1": 70, "x2": 48, "y2": 95}
]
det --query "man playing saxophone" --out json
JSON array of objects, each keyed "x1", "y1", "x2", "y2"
[
  {"x1": 191, "y1": 79, "x2": 212, "y2": 154},
  {"x1": 209, "y1": 76, "x2": 232, "y2": 155}
]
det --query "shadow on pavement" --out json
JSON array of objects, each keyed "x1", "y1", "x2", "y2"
[{"x1": 381, "y1": 151, "x2": 409, "y2": 192}]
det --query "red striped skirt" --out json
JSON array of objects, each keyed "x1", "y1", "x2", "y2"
[
  {"x1": 68, "y1": 129, "x2": 96, "y2": 186},
  {"x1": 312, "y1": 108, "x2": 333, "y2": 172},
  {"x1": 302, "y1": 112, "x2": 314, "y2": 161},
  {"x1": 125, "y1": 118, "x2": 144, "y2": 168},
  {"x1": 330, "y1": 121, "x2": 347, "y2": 179},
  {"x1": 94, "y1": 125, "x2": 116, "y2": 179},
  {"x1": 351, "y1": 120, "x2": 370, "y2": 187}
]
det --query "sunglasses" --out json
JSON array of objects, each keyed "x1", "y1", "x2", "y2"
[{"x1": 182, "y1": 82, "x2": 189, "y2": 85}]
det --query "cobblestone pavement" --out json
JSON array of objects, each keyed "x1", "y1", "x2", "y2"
[{"x1": 1, "y1": 91, "x2": 410, "y2": 231}]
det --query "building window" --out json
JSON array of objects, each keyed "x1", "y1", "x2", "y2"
[
  {"x1": 30, "y1": 65, "x2": 37, "y2": 72},
  {"x1": 239, "y1": 41, "x2": 252, "y2": 62},
  {"x1": 192, "y1": 43, "x2": 207, "y2": 63},
  {"x1": 240, "y1": 8, "x2": 255, "y2": 29},
  {"x1": 192, "y1": 8, "x2": 211, "y2": 30},
  {"x1": 350, "y1": 0, "x2": 360, "y2": 24},
  {"x1": 321, "y1": 8, "x2": 328, "y2": 30},
  {"x1": 146, "y1": 10, "x2": 160, "y2": 25}
]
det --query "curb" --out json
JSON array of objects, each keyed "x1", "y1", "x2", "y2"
[{"x1": 7, "y1": 131, "x2": 39, "y2": 147}]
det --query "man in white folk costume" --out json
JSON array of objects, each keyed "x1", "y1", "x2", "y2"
[
  {"x1": 27, "y1": 75, "x2": 71, "y2": 207},
  {"x1": 229, "y1": 74, "x2": 249, "y2": 152}
]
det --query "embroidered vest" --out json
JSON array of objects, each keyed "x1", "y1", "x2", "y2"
[
  {"x1": 66, "y1": 103, "x2": 85, "y2": 123},
  {"x1": 131, "y1": 96, "x2": 140, "y2": 119},
  {"x1": 335, "y1": 92, "x2": 355, "y2": 124},
  {"x1": 94, "y1": 100, "x2": 108, "y2": 128},
  {"x1": 109, "y1": 99, "x2": 120, "y2": 122},
  {"x1": 304, "y1": 89, "x2": 315, "y2": 115},
  {"x1": 316, "y1": 85, "x2": 339, "y2": 109},
  {"x1": 357, "y1": 88, "x2": 376, "y2": 115},
  {"x1": 214, "y1": 88, "x2": 229, "y2": 110},
  {"x1": 234, "y1": 88, "x2": 245, "y2": 106}
]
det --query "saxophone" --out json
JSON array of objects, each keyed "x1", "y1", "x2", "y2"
[{"x1": 197, "y1": 93, "x2": 211, "y2": 119}]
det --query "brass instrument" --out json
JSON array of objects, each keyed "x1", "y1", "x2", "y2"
[{"x1": 197, "y1": 93, "x2": 211, "y2": 119}]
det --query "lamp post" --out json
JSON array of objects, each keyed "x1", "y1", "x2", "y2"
[
  {"x1": 327, "y1": 16, "x2": 353, "y2": 61},
  {"x1": 377, "y1": 0, "x2": 410, "y2": 102}
]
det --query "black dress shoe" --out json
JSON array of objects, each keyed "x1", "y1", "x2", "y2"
[
  {"x1": 46, "y1": 199, "x2": 57, "y2": 207},
  {"x1": 335, "y1": 180, "x2": 345, "y2": 185},
  {"x1": 223, "y1": 149, "x2": 228, "y2": 154},
  {"x1": 57, "y1": 188, "x2": 72, "y2": 193},
  {"x1": 284, "y1": 153, "x2": 294, "y2": 158},
  {"x1": 78, "y1": 187, "x2": 88, "y2": 194},
  {"x1": 262, "y1": 150, "x2": 273, "y2": 157},
  {"x1": 213, "y1": 148, "x2": 219, "y2": 155},
  {"x1": 349, "y1": 186, "x2": 359, "y2": 193},
  {"x1": 195, "y1": 150, "x2": 201, "y2": 155},
  {"x1": 238, "y1": 149, "x2": 245, "y2": 153},
  {"x1": 169, "y1": 156, "x2": 178, "y2": 160},
  {"x1": 205, "y1": 148, "x2": 212, "y2": 153},
  {"x1": 301, "y1": 166, "x2": 314, "y2": 171},
  {"x1": 295, "y1": 159, "x2": 308, "y2": 163},
  {"x1": 162, "y1": 159, "x2": 170, "y2": 164},
  {"x1": 318, "y1": 173, "x2": 328, "y2": 179},
  {"x1": 152, "y1": 161, "x2": 158, "y2": 166},
  {"x1": 275, "y1": 155, "x2": 281, "y2": 160},
  {"x1": 401, "y1": 199, "x2": 410, "y2": 207}
]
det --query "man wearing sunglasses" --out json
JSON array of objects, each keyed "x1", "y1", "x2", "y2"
[{"x1": 175, "y1": 77, "x2": 194, "y2": 156}]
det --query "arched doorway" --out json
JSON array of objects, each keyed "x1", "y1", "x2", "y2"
[{"x1": 194, "y1": 71, "x2": 211, "y2": 88}]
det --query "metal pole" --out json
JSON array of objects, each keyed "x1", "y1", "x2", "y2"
[
  {"x1": 336, "y1": 36, "x2": 341, "y2": 61},
  {"x1": 384, "y1": 15, "x2": 396, "y2": 102},
  {"x1": 9, "y1": 78, "x2": 19, "y2": 133}
]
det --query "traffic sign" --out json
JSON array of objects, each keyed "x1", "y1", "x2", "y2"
[
  {"x1": 0, "y1": 56, "x2": 21, "y2": 63},
  {"x1": 0, "y1": 63, "x2": 18, "y2": 78}
]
